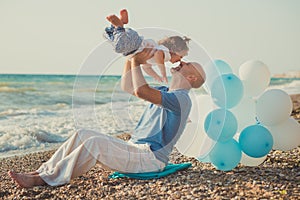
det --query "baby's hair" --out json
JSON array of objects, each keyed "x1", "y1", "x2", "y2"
[{"x1": 158, "y1": 36, "x2": 191, "y2": 53}]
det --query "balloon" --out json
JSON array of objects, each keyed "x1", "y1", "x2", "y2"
[
  {"x1": 234, "y1": 132, "x2": 267, "y2": 166},
  {"x1": 239, "y1": 60, "x2": 270, "y2": 97},
  {"x1": 197, "y1": 155, "x2": 211, "y2": 163},
  {"x1": 267, "y1": 118, "x2": 300, "y2": 151},
  {"x1": 240, "y1": 152, "x2": 267, "y2": 166},
  {"x1": 211, "y1": 73, "x2": 244, "y2": 109},
  {"x1": 175, "y1": 122, "x2": 214, "y2": 157},
  {"x1": 231, "y1": 97, "x2": 256, "y2": 132},
  {"x1": 239, "y1": 125, "x2": 273, "y2": 158},
  {"x1": 189, "y1": 95, "x2": 215, "y2": 125},
  {"x1": 204, "y1": 109, "x2": 238, "y2": 142},
  {"x1": 212, "y1": 59, "x2": 232, "y2": 74},
  {"x1": 175, "y1": 95, "x2": 216, "y2": 158},
  {"x1": 203, "y1": 59, "x2": 232, "y2": 90},
  {"x1": 208, "y1": 139, "x2": 242, "y2": 171},
  {"x1": 256, "y1": 89, "x2": 293, "y2": 126}
]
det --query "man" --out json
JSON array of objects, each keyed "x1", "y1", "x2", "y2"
[{"x1": 8, "y1": 48, "x2": 205, "y2": 188}]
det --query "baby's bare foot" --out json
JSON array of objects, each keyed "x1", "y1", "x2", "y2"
[
  {"x1": 120, "y1": 9, "x2": 128, "y2": 24},
  {"x1": 106, "y1": 14, "x2": 123, "y2": 27}
]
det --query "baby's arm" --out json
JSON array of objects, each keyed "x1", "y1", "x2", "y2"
[
  {"x1": 142, "y1": 64, "x2": 163, "y2": 82},
  {"x1": 154, "y1": 50, "x2": 168, "y2": 83}
]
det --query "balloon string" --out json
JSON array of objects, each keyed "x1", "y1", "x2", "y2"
[{"x1": 255, "y1": 117, "x2": 261, "y2": 125}]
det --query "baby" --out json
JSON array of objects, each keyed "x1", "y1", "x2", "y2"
[{"x1": 104, "y1": 9, "x2": 190, "y2": 83}]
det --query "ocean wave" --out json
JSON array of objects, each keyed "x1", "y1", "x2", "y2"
[
  {"x1": 35, "y1": 130, "x2": 67, "y2": 143},
  {"x1": 45, "y1": 81, "x2": 71, "y2": 85},
  {"x1": 0, "y1": 130, "x2": 67, "y2": 153},
  {"x1": 269, "y1": 79, "x2": 300, "y2": 95},
  {"x1": 0, "y1": 109, "x2": 29, "y2": 117},
  {"x1": 0, "y1": 132, "x2": 39, "y2": 152},
  {"x1": 0, "y1": 108, "x2": 60, "y2": 118},
  {"x1": 288, "y1": 80, "x2": 300, "y2": 87},
  {"x1": 0, "y1": 82, "x2": 9, "y2": 87},
  {"x1": 0, "y1": 86, "x2": 36, "y2": 93}
]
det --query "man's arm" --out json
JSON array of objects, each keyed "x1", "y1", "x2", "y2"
[
  {"x1": 120, "y1": 59, "x2": 134, "y2": 94},
  {"x1": 153, "y1": 50, "x2": 167, "y2": 83},
  {"x1": 131, "y1": 48, "x2": 162, "y2": 105}
]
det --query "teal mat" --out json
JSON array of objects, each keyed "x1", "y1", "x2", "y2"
[{"x1": 108, "y1": 162, "x2": 192, "y2": 180}]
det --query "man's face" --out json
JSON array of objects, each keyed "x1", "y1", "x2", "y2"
[
  {"x1": 170, "y1": 61, "x2": 191, "y2": 74},
  {"x1": 170, "y1": 61, "x2": 205, "y2": 88}
]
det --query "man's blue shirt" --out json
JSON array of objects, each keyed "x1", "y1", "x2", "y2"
[{"x1": 130, "y1": 86, "x2": 192, "y2": 164}]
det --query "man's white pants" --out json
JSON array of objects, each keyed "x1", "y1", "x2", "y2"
[{"x1": 37, "y1": 129, "x2": 166, "y2": 186}]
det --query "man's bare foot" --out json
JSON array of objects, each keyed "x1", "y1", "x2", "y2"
[
  {"x1": 25, "y1": 171, "x2": 39, "y2": 175},
  {"x1": 106, "y1": 14, "x2": 123, "y2": 28},
  {"x1": 120, "y1": 9, "x2": 128, "y2": 24},
  {"x1": 8, "y1": 171, "x2": 46, "y2": 188}
]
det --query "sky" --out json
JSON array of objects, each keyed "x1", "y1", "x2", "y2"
[{"x1": 0, "y1": 0, "x2": 299, "y2": 75}]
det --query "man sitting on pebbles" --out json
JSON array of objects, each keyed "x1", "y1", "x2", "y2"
[{"x1": 8, "y1": 20, "x2": 205, "y2": 188}]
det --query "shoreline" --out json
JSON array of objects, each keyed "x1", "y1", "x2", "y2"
[
  {"x1": 1, "y1": 93, "x2": 298, "y2": 160},
  {"x1": 1, "y1": 95, "x2": 299, "y2": 199}
]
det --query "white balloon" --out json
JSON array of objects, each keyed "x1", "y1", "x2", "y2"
[
  {"x1": 267, "y1": 118, "x2": 300, "y2": 151},
  {"x1": 231, "y1": 97, "x2": 257, "y2": 132},
  {"x1": 175, "y1": 122, "x2": 215, "y2": 158},
  {"x1": 175, "y1": 95, "x2": 216, "y2": 158},
  {"x1": 239, "y1": 60, "x2": 270, "y2": 97},
  {"x1": 189, "y1": 95, "x2": 215, "y2": 125},
  {"x1": 256, "y1": 89, "x2": 293, "y2": 126},
  {"x1": 240, "y1": 152, "x2": 267, "y2": 166}
]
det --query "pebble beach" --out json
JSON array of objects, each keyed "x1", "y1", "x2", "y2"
[{"x1": 0, "y1": 94, "x2": 299, "y2": 199}]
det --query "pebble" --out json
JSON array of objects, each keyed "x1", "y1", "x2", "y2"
[{"x1": 1, "y1": 109, "x2": 300, "y2": 199}]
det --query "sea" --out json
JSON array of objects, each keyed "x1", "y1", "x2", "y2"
[{"x1": 0, "y1": 74, "x2": 300, "y2": 158}]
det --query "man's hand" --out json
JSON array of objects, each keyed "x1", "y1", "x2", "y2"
[
  {"x1": 132, "y1": 48, "x2": 156, "y2": 66},
  {"x1": 130, "y1": 47, "x2": 162, "y2": 105}
]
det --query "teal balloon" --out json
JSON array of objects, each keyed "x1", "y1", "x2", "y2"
[
  {"x1": 209, "y1": 139, "x2": 242, "y2": 171},
  {"x1": 239, "y1": 125, "x2": 273, "y2": 158},
  {"x1": 214, "y1": 59, "x2": 232, "y2": 74},
  {"x1": 204, "y1": 109, "x2": 238, "y2": 142},
  {"x1": 197, "y1": 155, "x2": 211, "y2": 163},
  {"x1": 211, "y1": 74, "x2": 244, "y2": 109}
]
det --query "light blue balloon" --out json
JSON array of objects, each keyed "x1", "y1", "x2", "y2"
[
  {"x1": 203, "y1": 60, "x2": 232, "y2": 92},
  {"x1": 214, "y1": 59, "x2": 232, "y2": 74},
  {"x1": 239, "y1": 125, "x2": 273, "y2": 158},
  {"x1": 209, "y1": 139, "x2": 242, "y2": 171},
  {"x1": 211, "y1": 73, "x2": 244, "y2": 109},
  {"x1": 197, "y1": 155, "x2": 211, "y2": 163},
  {"x1": 204, "y1": 109, "x2": 238, "y2": 142}
]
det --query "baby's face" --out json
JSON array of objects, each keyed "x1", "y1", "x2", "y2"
[{"x1": 170, "y1": 50, "x2": 188, "y2": 63}]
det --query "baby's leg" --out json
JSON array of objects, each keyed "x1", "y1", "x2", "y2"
[
  {"x1": 120, "y1": 9, "x2": 128, "y2": 24},
  {"x1": 106, "y1": 14, "x2": 123, "y2": 27},
  {"x1": 142, "y1": 64, "x2": 163, "y2": 82}
]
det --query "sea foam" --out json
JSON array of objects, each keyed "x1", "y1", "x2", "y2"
[{"x1": 0, "y1": 74, "x2": 298, "y2": 158}]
